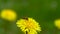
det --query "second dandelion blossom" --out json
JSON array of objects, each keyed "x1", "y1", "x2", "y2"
[
  {"x1": 1, "y1": 9, "x2": 17, "y2": 21},
  {"x1": 16, "y1": 17, "x2": 41, "y2": 34},
  {"x1": 54, "y1": 19, "x2": 60, "y2": 29}
]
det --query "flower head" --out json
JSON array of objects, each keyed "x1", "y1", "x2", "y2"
[
  {"x1": 16, "y1": 17, "x2": 41, "y2": 34},
  {"x1": 54, "y1": 19, "x2": 60, "y2": 29},
  {"x1": 1, "y1": 9, "x2": 17, "y2": 21}
]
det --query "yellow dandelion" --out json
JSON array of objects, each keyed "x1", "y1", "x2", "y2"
[
  {"x1": 54, "y1": 19, "x2": 60, "y2": 29},
  {"x1": 1, "y1": 9, "x2": 17, "y2": 21},
  {"x1": 16, "y1": 17, "x2": 41, "y2": 34}
]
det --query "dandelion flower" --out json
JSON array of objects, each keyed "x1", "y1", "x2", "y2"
[
  {"x1": 16, "y1": 17, "x2": 41, "y2": 34},
  {"x1": 54, "y1": 19, "x2": 60, "y2": 29},
  {"x1": 1, "y1": 9, "x2": 17, "y2": 21}
]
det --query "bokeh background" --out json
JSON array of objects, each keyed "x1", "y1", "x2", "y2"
[{"x1": 0, "y1": 0, "x2": 60, "y2": 34}]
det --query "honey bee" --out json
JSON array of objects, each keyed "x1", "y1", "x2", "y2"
[{"x1": 22, "y1": 17, "x2": 28, "y2": 20}]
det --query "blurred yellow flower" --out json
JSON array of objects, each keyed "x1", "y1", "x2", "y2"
[
  {"x1": 1, "y1": 9, "x2": 17, "y2": 21},
  {"x1": 54, "y1": 19, "x2": 60, "y2": 29},
  {"x1": 16, "y1": 17, "x2": 41, "y2": 34}
]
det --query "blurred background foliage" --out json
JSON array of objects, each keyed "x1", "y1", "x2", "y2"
[{"x1": 0, "y1": 0, "x2": 60, "y2": 34}]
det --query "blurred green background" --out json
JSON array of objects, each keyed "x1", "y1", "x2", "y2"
[{"x1": 0, "y1": 0, "x2": 60, "y2": 34}]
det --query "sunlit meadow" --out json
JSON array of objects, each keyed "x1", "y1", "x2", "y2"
[{"x1": 0, "y1": 0, "x2": 60, "y2": 34}]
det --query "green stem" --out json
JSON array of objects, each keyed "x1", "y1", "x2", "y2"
[
  {"x1": 53, "y1": 28, "x2": 60, "y2": 34},
  {"x1": 4, "y1": 24, "x2": 7, "y2": 34},
  {"x1": 26, "y1": 31, "x2": 28, "y2": 34}
]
